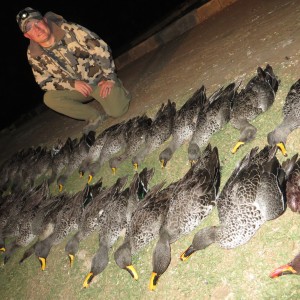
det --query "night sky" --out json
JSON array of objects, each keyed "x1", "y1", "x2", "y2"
[{"x1": 3, "y1": 0, "x2": 206, "y2": 130}]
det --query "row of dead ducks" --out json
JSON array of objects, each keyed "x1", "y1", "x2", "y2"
[
  {"x1": 1, "y1": 143, "x2": 300, "y2": 290},
  {"x1": 1, "y1": 64, "x2": 299, "y2": 195}
]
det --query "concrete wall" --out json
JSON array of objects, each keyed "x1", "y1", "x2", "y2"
[{"x1": 115, "y1": 0, "x2": 239, "y2": 69}]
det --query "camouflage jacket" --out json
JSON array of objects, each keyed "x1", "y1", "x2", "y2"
[{"x1": 27, "y1": 12, "x2": 117, "y2": 91}]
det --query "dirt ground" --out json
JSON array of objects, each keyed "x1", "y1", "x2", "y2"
[{"x1": 0, "y1": 0, "x2": 299, "y2": 165}]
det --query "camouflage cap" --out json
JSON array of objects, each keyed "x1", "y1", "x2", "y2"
[{"x1": 16, "y1": 7, "x2": 43, "y2": 33}]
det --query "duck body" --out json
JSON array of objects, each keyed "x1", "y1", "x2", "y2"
[
  {"x1": 1, "y1": 181, "x2": 50, "y2": 262},
  {"x1": 150, "y1": 144, "x2": 220, "y2": 290},
  {"x1": 283, "y1": 155, "x2": 300, "y2": 213},
  {"x1": 161, "y1": 144, "x2": 220, "y2": 241},
  {"x1": 217, "y1": 146, "x2": 287, "y2": 248},
  {"x1": 180, "y1": 145, "x2": 295, "y2": 262},
  {"x1": 267, "y1": 78, "x2": 300, "y2": 156},
  {"x1": 3, "y1": 147, "x2": 41, "y2": 192},
  {"x1": 86, "y1": 120, "x2": 135, "y2": 183},
  {"x1": 114, "y1": 180, "x2": 175, "y2": 280},
  {"x1": 109, "y1": 115, "x2": 152, "y2": 174},
  {"x1": 47, "y1": 137, "x2": 77, "y2": 184},
  {"x1": 19, "y1": 147, "x2": 53, "y2": 189},
  {"x1": 27, "y1": 139, "x2": 68, "y2": 185},
  {"x1": 78, "y1": 124, "x2": 121, "y2": 177},
  {"x1": 18, "y1": 192, "x2": 70, "y2": 264},
  {"x1": 230, "y1": 64, "x2": 279, "y2": 153},
  {"x1": 33, "y1": 184, "x2": 93, "y2": 270},
  {"x1": 82, "y1": 168, "x2": 155, "y2": 287},
  {"x1": 132, "y1": 99, "x2": 176, "y2": 170},
  {"x1": 269, "y1": 155, "x2": 300, "y2": 279},
  {"x1": 159, "y1": 86, "x2": 206, "y2": 168},
  {"x1": 0, "y1": 189, "x2": 30, "y2": 251},
  {"x1": 65, "y1": 176, "x2": 128, "y2": 265},
  {"x1": 57, "y1": 131, "x2": 95, "y2": 191},
  {"x1": 188, "y1": 82, "x2": 238, "y2": 163}
]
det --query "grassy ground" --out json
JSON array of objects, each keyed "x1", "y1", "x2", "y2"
[{"x1": 1, "y1": 72, "x2": 300, "y2": 300}]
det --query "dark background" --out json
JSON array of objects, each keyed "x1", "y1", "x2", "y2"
[{"x1": 3, "y1": 0, "x2": 208, "y2": 130}]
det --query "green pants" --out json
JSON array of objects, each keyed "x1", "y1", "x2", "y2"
[{"x1": 43, "y1": 79, "x2": 131, "y2": 121}]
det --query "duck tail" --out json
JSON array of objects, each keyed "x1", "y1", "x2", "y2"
[
  {"x1": 264, "y1": 64, "x2": 280, "y2": 93},
  {"x1": 282, "y1": 153, "x2": 299, "y2": 179}
]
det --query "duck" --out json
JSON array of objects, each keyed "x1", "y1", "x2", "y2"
[
  {"x1": 188, "y1": 82, "x2": 238, "y2": 164},
  {"x1": 149, "y1": 143, "x2": 220, "y2": 290},
  {"x1": 267, "y1": 78, "x2": 300, "y2": 157},
  {"x1": 268, "y1": 155, "x2": 300, "y2": 279},
  {"x1": 18, "y1": 179, "x2": 103, "y2": 265},
  {"x1": 284, "y1": 155, "x2": 300, "y2": 213},
  {"x1": 33, "y1": 183, "x2": 94, "y2": 270},
  {"x1": 1, "y1": 180, "x2": 51, "y2": 263},
  {"x1": 78, "y1": 123, "x2": 121, "y2": 178},
  {"x1": 0, "y1": 151, "x2": 21, "y2": 193},
  {"x1": 0, "y1": 188, "x2": 29, "y2": 252},
  {"x1": 230, "y1": 64, "x2": 279, "y2": 153},
  {"x1": 159, "y1": 85, "x2": 206, "y2": 168},
  {"x1": 270, "y1": 253, "x2": 300, "y2": 278},
  {"x1": 84, "y1": 119, "x2": 135, "y2": 184},
  {"x1": 18, "y1": 192, "x2": 71, "y2": 264},
  {"x1": 20, "y1": 146, "x2": 56, "y2": 189},
  {"x1": 65, "y1": 175, "x2": 128, "y2": 268},
  {"x1": 2, "y1": 148, "x2": 32, "y2": 189},
  {"x1": 180, "y1": 145, "x2": 295, "y2": 263},
  {"x1": 109, "y1": 114, "x2": 152, "y2": 175},
  {"x1": 17, "y1": 146, "x2": 55, "y2": 192},
  {"x1": 82, "y1": 168, "x2": 155, "y2": 288},
  {"x1": 132, "y1": 99, "x2": 176, "y2": 170},
  {"x1": 56, "y1": 131, "x2": 95, "y2": 191},
  {"x1": 47, "y1": 137, "x2": 77, "y2": 184},
  {"x1": 114, "y1": 180, "x2": 172, "y2": 280},
  {"x1": 2, "y1": 147, "x2": 41, "y2": 193}
]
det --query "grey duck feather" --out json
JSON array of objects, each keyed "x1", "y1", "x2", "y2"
[
  {"x1": 18, "y1": 179, "x2": 103, "y2": 265},
  {"x1": 24, "y1": 139, "x2": 69, "y2": 187},
  {"x1": 2, "y1": 147, "x2": 41, "y2": 193}
]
